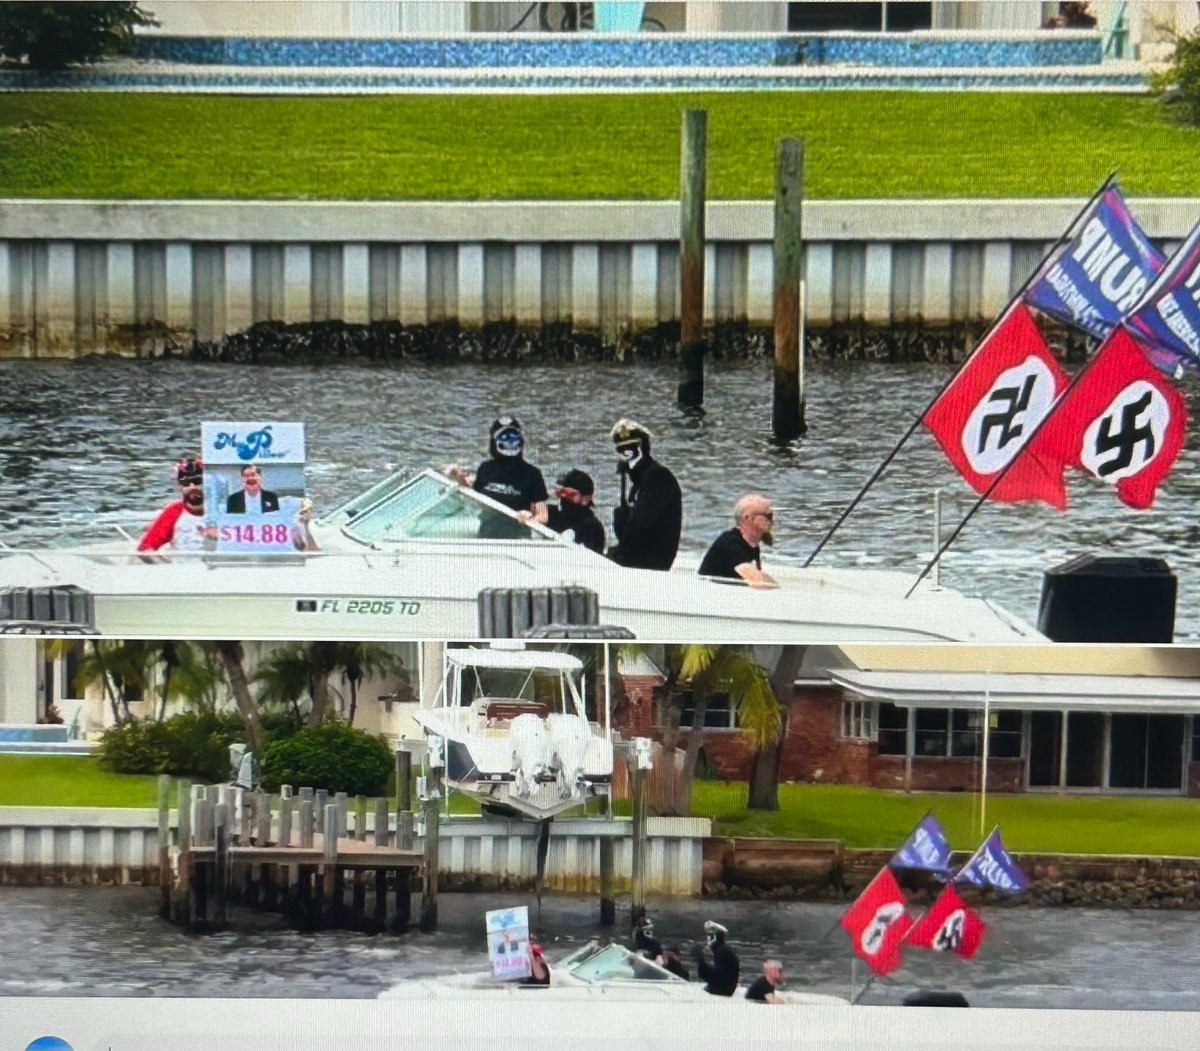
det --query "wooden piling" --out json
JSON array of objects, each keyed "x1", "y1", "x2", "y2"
[
  {"x1": 352, "y1": 797, "x2": 368, "y2": 915},
  {"x1": 772, "y1": 136, "x2": 807, "y2": 442},
  {"x1": 374, "y1": 797, "x2": 390, "y2": 929},
  {"x1": 599, "y1": 790, "x2": 616, "y2": 927},
  {"x1": 420, "y1": 766, "x2": 442, "y2": 931},
  {"x1": 677, "y1": 107, "x2": 708, "y2": 410},
  {"x1": 630, "y1": 765, "x2": 647, "y2": 928},
  {"x1": 334, "y1": 792, "x2": 349, "y2": 841},
  {"x1": 321, "y1": 803, "x2": 340, "y2": 927},
  {"x1": 157, "y1": 774, "x2": 171, "y2": 919},
  {"x1": 213, "y1": 802, "x2": 230, "y2": 927},
  {"x1": 174, "y1": 779, "x2": 192, "y2": 924},
  {"x1": 396, "y1": 749, "x2": 413, "y2": 834}
]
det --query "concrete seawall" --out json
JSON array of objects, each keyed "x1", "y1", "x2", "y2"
[
  {"x1": 0, "y1": 806, "x2": 709, "y2": 896},
  {"x1": 3, "y1": 197, "x2": 1196, "y2": 359}
]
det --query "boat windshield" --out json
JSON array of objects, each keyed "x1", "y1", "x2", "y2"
[
  {"x1": 334, "y1": 471, "x2": 553, "y2": 544},
  {"x1": 561, "y1": 943, "x2": 686, "y2": 984}
]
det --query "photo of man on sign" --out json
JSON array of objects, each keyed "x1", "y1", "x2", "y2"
[{"x1": 225, "y1": 464, "x2": 281, "y2": 514}]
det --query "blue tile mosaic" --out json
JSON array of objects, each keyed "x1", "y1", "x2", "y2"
[{"x1": 129, "y1": 32, "x2": 1102, "y2": 71}]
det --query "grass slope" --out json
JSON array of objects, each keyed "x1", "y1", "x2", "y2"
[
  {"x1": 0, "y1": 755, "x2": 174, "y2": 807},
  {"x1": 0, "y1": 92, "x2": 1197, "y2": 200},
  {"x1": 699, "y1": 782, "x2": 1200, "y2": 856}
]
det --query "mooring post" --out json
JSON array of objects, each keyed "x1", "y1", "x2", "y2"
[
  {"x1": 395, "y1": 748, "x2": 413, "y2": 846},
  {"x1": 772, "y1": 136, "x2": 807, "y2": 442},
  {"x1": 213, "y1": 802, "x2": 229, "y2": 928},
  {"x1": 598, "y1": 793, "x2": 616, "y2": 927},
  {"x1": 352, "y1": 796, "x2": 368, "y2": 916},
  {"x1": 173, "y1": 778, "x2": 191, "y2": 925},
  {"x1": 630, "y1": 764, "x2": 647, "y2": 929},
  {"x1": 373, "y1": 797, "x2": 389, "y2": 929},
  {"x1": 677, "y1": 107, "x2": 708, "y2": 409},
  {"x1": 420, "y1": 764, "x2": 442, "y2": 931},
  {"x1": 334, "y1": 792, "x2": 349, "y2": 841},
  {"x1": 157, "y1": 774, "x2": 171, "y2": 919},
  {"x1": 322, "y1": 803, "x2": 340, "y2": 928},
  {"x1": 354, "y1": 796, "x2": 368, "y2": 842},
  {"x1": 297, "y1": 797, "x2": 315, "y2": 928}
]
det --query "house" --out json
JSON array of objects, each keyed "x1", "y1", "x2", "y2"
[{"x1": 612, "y1": 644, "x2": 1200, "y2": 797}]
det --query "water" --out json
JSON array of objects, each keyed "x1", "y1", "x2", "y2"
[
  {"x1": 1, "y1": 356, "x2": 1199, "y2": 635},
  {"x1": 1, "y1": 886, "x2": 1198, "y2": 1010}
]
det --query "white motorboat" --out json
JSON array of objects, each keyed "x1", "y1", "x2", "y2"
[
  {"x1": 0, "y1": 467, "x2": 1043, "y2": 643},
  {"x1": 378, "y1": 939, "x2": 848, "y2": 1004},
  {"x1": 414, "y1": 646, "x2": 613, "y2": 820}
]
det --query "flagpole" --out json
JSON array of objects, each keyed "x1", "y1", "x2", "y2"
[
  {"x1": 821, "y1": 864, "x2": 888, "y2": 942},
  {"x1": 980, "y1": 678, "x2": 991, "y2": 839},
  {"x1": 903, "y1": 334, "x2": 1103, "y2": 600},
  {"x1": 803, "y1": 172, "x2": 1118, "y2": 567}
]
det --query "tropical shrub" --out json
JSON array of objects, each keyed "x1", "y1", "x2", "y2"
[
  {"x1": 260, "y1": 719, "x2": 393, "y2": 796},
  {"x1": 1150, "y1": 28, "x2": 1200, "y2": 126},
  {"x1": 97, "y1": 710, "x2": 243, "y2": 781},
  {"x1": 0, "y1": 2, "x2": 157, "y2": 71}
]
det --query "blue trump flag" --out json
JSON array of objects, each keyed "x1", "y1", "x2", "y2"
[
  {"x1": 889, "y1": 812, "x2": 953, "y2": 875},
  {"x1": 1024, "y1": 186, "x2": 1165, "y2": 339},
  {"x1": 1125, "y1": 221, "x2": 1200, "y2": 371},
  {"x1": 954, "y1": 827, "x2": 1031, "y2": 894}
]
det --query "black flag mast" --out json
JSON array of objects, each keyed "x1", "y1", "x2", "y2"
[{"x1": 803, "y1": 171, "x2": 1117, "y2": 568}]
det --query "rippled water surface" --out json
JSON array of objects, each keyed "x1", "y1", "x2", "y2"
[
  {"x1": 1, "y1": 357, "x2": 1199, "y2": 635},
  {"x1": 1, "y1": 887, "x2": 1197, "y2": 1010}
]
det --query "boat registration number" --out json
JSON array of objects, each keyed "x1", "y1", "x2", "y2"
[{"x1": 297, "y1": 598, "x2": 421, "y2": 616}]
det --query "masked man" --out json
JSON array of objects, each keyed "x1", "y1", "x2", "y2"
[
  {"x1": 693, "y1": 920, "x2": 740, "y2": 997},
  {"x1": 606, "y1": 418, "x2": 681, "y2": 571},
  {"x1": 448, "y1": 415, "x2": 548, "y2": 540}
]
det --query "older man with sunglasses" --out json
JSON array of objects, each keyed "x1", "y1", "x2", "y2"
[
  {"x1": 137, "y1": 455, "x2": 216, "y2": 554},
  {"x1": 697, "y1": 493, "x2": 779, "y2": 588}
]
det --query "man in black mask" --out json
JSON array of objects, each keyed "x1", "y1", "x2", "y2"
[
  {"x1": 692, "y1": 920, "x2": 739, "y2": 996},
  {"x1": 544, "y1": 469, "x2": 605, "y2": 553},
  {"x1": 606, "y1": 418, "x2": 681, "y2": 571},
  {"x1": 449, "y1": 415, "x2": 548, "y2": 539}
]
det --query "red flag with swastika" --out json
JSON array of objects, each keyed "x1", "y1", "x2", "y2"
[
  {"x1": 906, "y1": 884, "x2": 988, "y2": 960},
  {"x1": 839, "y1": 868, "x2": 914, "y2": 977}
]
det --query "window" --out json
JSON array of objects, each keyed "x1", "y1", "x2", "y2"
[
  {"x1": 877, "y1": 703, "x2": 908, "y2": 756},
  {"x1": 915, "y1": 709, "x2": 949, "y2": 756},
  {"x1": 679, "y1": 691, "x2": 737, "y2": 730},
  {"x1": 841, "y1": 700, "x2": 877, "y2": 740}
]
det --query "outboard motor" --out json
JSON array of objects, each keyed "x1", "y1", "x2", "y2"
[{"x1": 1038, "y1": 554, "x2": 1176, "y2": 643}]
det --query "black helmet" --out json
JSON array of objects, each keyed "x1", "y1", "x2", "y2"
[
  {"x1": 489, "y1": 415, "x2": 525, "y2": 458},
  {"x1": 557, "y1": 469, "x2": 595, "y2": 497}
]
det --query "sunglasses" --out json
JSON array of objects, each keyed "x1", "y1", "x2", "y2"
[
  {"x1": 755, "y1": 511, "x2": 775, "y2": 522},
  {"x1": 178, "y1": 476, "x2": 204, "y2": 488}
]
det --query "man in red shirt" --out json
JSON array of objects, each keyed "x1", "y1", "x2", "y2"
[{"x1": 137, "y1": 456, "x2": 214, "y2": 554}]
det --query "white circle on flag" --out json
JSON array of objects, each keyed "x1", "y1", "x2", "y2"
[
  {"x1": 961, "y1": 357, "x2": 1058, "y2": 475},
  {"x1": 1080, "y1": 380, "x2": 1169, "y2": 483}
]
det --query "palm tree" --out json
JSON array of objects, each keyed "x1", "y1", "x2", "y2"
[
  {"x1": 338, "y1": 642, "x2": 404, "y2": 725},
  {"x1": 745, "y1": 646, "x2": 808, "y2": 812},
  {"x1": 74, "y1": 640, "x2": 158, "y2": 723},
  {"x1": 212, "y1": 641, "x2": 265, "y2": 755},
  {"x1": 251, "y1": 641, "x2": 403, "y2": 728}
]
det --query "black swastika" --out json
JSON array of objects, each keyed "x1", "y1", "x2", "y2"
[
  {"x1": 1093, "y1": 390, "x2": 1156, "y2": 476},
  {"x1": 977, "y1": 374, "x2": 1037, "y2": 454}
]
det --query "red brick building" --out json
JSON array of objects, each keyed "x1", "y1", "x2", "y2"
[{"x1": 616, "y1": 646, "x2": 1200, "y2": 797}]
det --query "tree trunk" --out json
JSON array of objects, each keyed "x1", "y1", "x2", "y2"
[
  {"x1": 747, "y1": 646, "x2": 807, "y2": 811},
  {"x1": 157, "y1": 665, "x2": 173, "y2": 723},
  {"x1": 679, "y1": 693, "x2": 709, "y2": 815},
  {"x1": 348, "y1": 680, "x2": 358, "y2": 726},
  {"x1": 215, "y1": 641, "x2": 264, "y2": 756},
  {"x1": 308, "y1": 671, "x2": 332, "y2": 727},
  {"x1": 90, "y1": 641, "x2": 123, "y2": 726}
]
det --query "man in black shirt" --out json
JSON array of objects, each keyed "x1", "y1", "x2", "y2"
[
  {"x1": 693, "y1": 920, "x2": 739, "y2": 996},
  {"x1": 448, "y1": 415, "x2": 548, "y2": 539},
  {"x1": 698, "y1": 493, "x2": 778, "y2": 588},
  {"x1": 633, "y1": 914, "x2": 664, "y2": 964},
  {"x1": 606, "y1": 418, "x2": 682, "y2": 571},
  {"x1": 745, "y1": 959, "x2": 785, "y2": 1003}
]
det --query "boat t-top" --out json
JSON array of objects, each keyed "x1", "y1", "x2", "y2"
[
  {"x1": 414, "y1": 646, "x2": 614, "y2": 820},
  {"x1": 0, "y1": 467, "x2": 1043, "y2": 643}
]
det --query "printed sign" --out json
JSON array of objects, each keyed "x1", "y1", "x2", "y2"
[
  {"x1": 200, "y1": 422, "x2": 308, "y2": 554},
  {"x1": 486, "y1": 906, "x2": 532, "y2": 980}
]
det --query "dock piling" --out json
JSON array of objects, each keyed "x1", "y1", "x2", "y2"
[
  {"x1": 157, "y1": 774, "x2": 171, "y2": 919},
  {"x1": 772, "y1": 136, "x2": 807, "y2": 442},
  {"x1": 677, "y1": 107, "x2": 708, "y2": 410}
]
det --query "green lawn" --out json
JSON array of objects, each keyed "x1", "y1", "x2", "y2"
[
  {"x1": 6, "y1": 757, "x2": 1200, "y2": 857},
  {"x1": 0, "y1": 92, "x2": 1197, "y2": 200},
  {"x1": 699, "y1": 782, "x2": 1200, "y2": 856},
  {"x1": 0, "y1": 755, "x2": 179, "y2": 808}
]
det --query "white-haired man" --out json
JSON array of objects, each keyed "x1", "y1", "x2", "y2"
[{"x1": 697, "y1": 493, "x2": 779, "y2": 588}]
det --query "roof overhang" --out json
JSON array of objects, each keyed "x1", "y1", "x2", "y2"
[{"x1": 828, "y1": 670, "x2": 1200, "y2": 716}]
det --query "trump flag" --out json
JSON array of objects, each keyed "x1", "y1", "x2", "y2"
[
  {"x1": 1125, "y1": 221, "x2": 1200, "y2": 372},
  {"x1": 906, "y1": 884, "x2": 988, "y2": 959},
  {"x1": 923, "y1": 303, "x2": 1070, "y2": 507},
  {"x1": 890, "y1": 813, "x2": 954, "y2": 876},
  {"x1": 840, "y1": 868, "x2": 914, "y2": 977},
  {"x1": 1013, "y1": 327, "x2": 1187, "y2": 510},
  {"x1": 954, "y1": 828, "x2": 1030, "y2": 894},
  {"x1": 1024, "y1": 185, "x2": 1165, "y2": 339}
]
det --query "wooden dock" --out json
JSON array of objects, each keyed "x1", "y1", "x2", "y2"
[{"x1": 159, "y1": 778, "x2": 424, "y2": 934}]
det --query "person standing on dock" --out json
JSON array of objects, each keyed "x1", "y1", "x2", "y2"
[
  {"x1": 137, "y1": 455, "x2": 215, "y2": 554},
  {"x1": 606, "y1": 418, "x2": 681, "y2": 571},
  {"x1": 692, "y1": 920, "x2": 739, "y2": 996},
  {"x1": 697, "y1": 494, "x2": 779, "y2": 588},
  {"x1": 447, "y1": 415, "x2": 549, "y2": 539}
]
